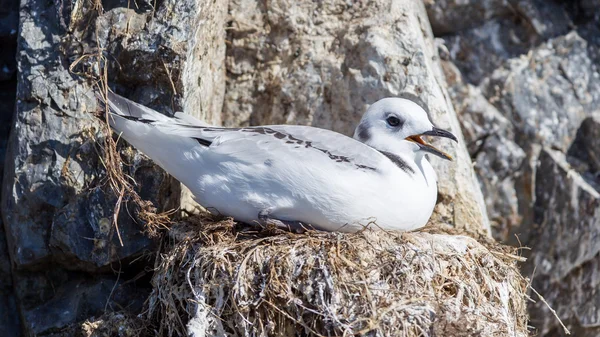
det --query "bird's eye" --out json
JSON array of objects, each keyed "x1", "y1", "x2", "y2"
[{"x1": 386, "y1": 116, "x2": 401, "y2": 127}]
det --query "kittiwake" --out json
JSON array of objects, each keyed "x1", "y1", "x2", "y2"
[{"x1": 98, "y1": 91, "x2": 457, "y2": 232}]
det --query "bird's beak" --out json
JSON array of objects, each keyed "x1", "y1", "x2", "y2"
[{"x1": 405, "y1": 127, "x2": 457, "y2": 160}]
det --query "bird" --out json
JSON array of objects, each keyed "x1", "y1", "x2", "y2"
[{"x1": 97, "y1": 91, "x2": 457, "y2": 232}]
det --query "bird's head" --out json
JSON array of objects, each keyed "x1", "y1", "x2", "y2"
[{"x1": 353, "y1": 96, "x2": 457, "y2": 160}]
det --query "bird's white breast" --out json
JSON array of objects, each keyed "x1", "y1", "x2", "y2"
[{"x1": 190, "y1": 151, "x2": 438, "y2": 232}]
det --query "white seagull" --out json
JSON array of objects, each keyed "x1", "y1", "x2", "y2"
[{"x1": 98, "y1": 92, "x2": 457, "y2": 232}]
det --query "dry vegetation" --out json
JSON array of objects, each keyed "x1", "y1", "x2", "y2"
[
  {"x1": 68, "y1": 0, "x2": 174, "y2": 241},
  {"x1": 143, "y1": 215, "x2": 529, "y2": 337},
  {"x1": 80, "y1": 313, "x2": 146, "y2": 337}
]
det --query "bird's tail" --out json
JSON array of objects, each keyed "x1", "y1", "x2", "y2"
[{"x1": 95, "y1": 91, "x2": 205, "y2": 186}]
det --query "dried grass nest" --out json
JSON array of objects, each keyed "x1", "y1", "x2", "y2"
[{"x1": 146, "y1": 215, "x2": 528, "y2": 337}]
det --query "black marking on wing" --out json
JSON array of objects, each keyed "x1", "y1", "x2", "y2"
[
  {"x1": 379, "y1": 151, "x2": 415, "y2": 174},
  {"x1": 191, "y1": 126, "x2": 377, "y2": 171},
  {"x1": 194, "y1": 138, "x2": 212, "y2": 147},
  {"x1": 119, "y1": 115, "x2": 155, "y2": 124},
  {"x1": 355, "y1": 164, "x2": 376, "y2": 171}
]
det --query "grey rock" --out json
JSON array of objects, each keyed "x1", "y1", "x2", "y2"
[
  {"x1": 444, "y1": 54, "x2": 527, "y2": 239},
  {"x1": 441, "y1": 0, "x2": 572, "y2": 84},
  {"x1": 2, "y1": 0, "x2": 225, "y2": 268},
  {"x1": 19, "y1": 274, "x2": 148, "y2": 336},
  {"x1": 512, "y1": 1, "x2": 572, "y2": 39},
  {"x1": 424, "y1": 0, "x2": 512, "y2": 35},
  {"x1": 0, "y1": 0, "x2": 17, "y2": 171},
  {"x1": 93, "y1": 0, "x2": 227, "y2": 125},
  {"x1": 0, "y1": 0, "x2": 19, "y2": 335},
  {"x1": 443, "y1": 18, "x2": 530, "y2": 85},
  {"x1": 568, "y1": 117, "x2": 600, "y2": 183},
  {"x1": 90, "y1": 0, "x2": 227, "y2": 213},
  {"x1": 49, "y1": 186, "x2": 154, "y2": 272},
  {"x1": 527, "y1": 148, "x2": 600, "y2": 336},
  {"x1": 578, "y1": 0, "x2": 600, "y2": 12},
  {"x1": 1, "y1": 0, "x2": 227, "y2": 334},
  {"x1": 0, "y1": 291, "x2": 19, "y2": 336},
  {"x1": 0, "y1": 0, "x2": 18, "y2": 83},
  {"x1": 577, "y1": 17, "x2": 600, "y2": 64},
  {"x1": 3, "y1": 0, "x2": 107, "y2": 268},
  {"x1": 481, "y1": 32, "x2": 600, "y2": 239},
  {"x1": 0, "y1": 81, "x2": 15, "y2": 176},
  {"x1": 483, "y1": 32, "x2": 600, "y2": 152},
  {"x1": 0, "y1": 222, "x2": 20, "y2": 337},
  {"x1": 445, "y1": 31, "x2": 600, "y2": 242},
  {"x1": 224, "y1": 0, "x2": 490, "y2": 235},
  {"x1": 442, "y1": 15, "x2": 600, "y2": 337}
]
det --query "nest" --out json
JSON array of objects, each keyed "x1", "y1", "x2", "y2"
[
  {"x1": 147, "y1": 215, "x2": 528, "y2": 337},
  {"x1": 79, "y1": 312, "x2": 146, "y2": 337}
]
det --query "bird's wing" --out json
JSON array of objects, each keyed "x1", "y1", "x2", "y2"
[
  {"x1": 152, "y1": 122, "x2": 385, "y2": 171},
  {"x1": 98, "y1": 91, "x2": 209, "y2": 126},
  {"x1": 99, "y1": 91, "x2": 386, "y2": 172}
]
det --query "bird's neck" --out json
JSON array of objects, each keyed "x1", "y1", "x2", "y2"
[
  {"x1": 357, "y1": 133, "x2": 418, "y2": 164},
  {"x1": 357, "y1": 133, "x2": 436, "y2": 185}
]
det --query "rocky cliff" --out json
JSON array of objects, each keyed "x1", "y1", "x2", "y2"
[
  {"x1": 428, "y1": 0, "x2": 600, "y2": 335},
  {"x1": 0, "y1": 0, "x2": 597, "y2": 336}
]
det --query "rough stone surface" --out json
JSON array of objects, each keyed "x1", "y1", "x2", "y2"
[
  {"x1": 3, "y1": 0, "x2": 152, "y2": 270},
  {"x1": 424, "y1": 0, "x2": 511, "y2": 35},
  {"x1": 568, "y1": 117, "x2": 600, "y2": 181},
  {"x1": 93, "y1": 0, "x2": 227, "y2": 125},
  {"x1": 15, "y1": 273, "x2": 148, "y2": 336},
  {"x1": 443, "y1": 30, "x2": 600, "y2": 242},
  {"x1": 0, "y1": 0, "x2": 20, "y2": 335},
  {"x1": 434, "y1": 1, "x2": 600, "y2": 336},
  {"x1": 444, "y1": 63, "x2": 526, "y2": 238},
  {"x1": 0, "y1": 0, "x2": 17, "y2": 180},
  {"x1": 483, "y1": 32, "x2": 600, "y2": 153},
  {"x1": 91, "y1": 0, "x2": 227, "y2": 213},
  {"x1": 442, "y1": 0, "x2": 572, "y2": 85},
  {"x1": 526, "y1": 149, "x2": 600, "y2": 336},
  {"x1": 1, "y1": 0, "x2": 227, "y2": 334},
  {"x1": 0, "y1": 223, "x2": 20, "y2": 337},
  {"x1": 49, "y1": 185, "x2": 155, "y2": 272},
  {"x1": 224, "y1": 0, "x2": 490, "y2": 235}
]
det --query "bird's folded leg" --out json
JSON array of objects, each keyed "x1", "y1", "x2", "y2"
[{"x1": 258, "y1": 210, "x2": 308, "y2": 233}]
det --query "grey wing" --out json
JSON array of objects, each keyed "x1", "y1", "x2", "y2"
[
  {"x1": 152, "y1": 122, "x2": 385, "y2": 171},
  {"x1": 98, "y1": 91, "x2": 209, "y2": 126},
  {"x1": 99, "y1": 91, "x2": 385, "y2": 171}
]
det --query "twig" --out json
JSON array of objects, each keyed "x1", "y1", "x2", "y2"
[
  {"x1": 490, "y1": 250, "x2": 527, "y2": 262},
  {"x1": 529, "y1": 286, "x2": 570, "y2": 335},
  {"x1": 112, "y1": 187, "x2": 125, "y2": 247},
  {"x1": 105, "y1": 258, "x2": 122, "y2": 312}
]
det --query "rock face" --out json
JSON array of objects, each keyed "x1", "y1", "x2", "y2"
[
  {"x1": 0, "y1": 0, "x2": 227, "y2": 334},
  {"x1": 424, "y1": 0, "x2": 512, "y2": 36},
  {"x1": 7, "y1": 0, "x2": 580, "y2": 335},
  {"x1": 0, "y1": 0, "x2": 19, "y2": 335},
  {"x1": 0, "y1": 225, "x2": 19, "y2": 337},
  {"x1": 430, "y1": 1, "x2": 600, "y2": 336},
  {"x1": 568, "y1": 117, "x2": 600, "y2": 176},
  {"x1": 93, "y1": 0, "x2": 227, "y2": 124},
  {"x1": 225, "y1": 0, "x2": 490, "y2": 235},
  {"x1": 528, "y1": 149, "x2": 600, "y2": 337}
]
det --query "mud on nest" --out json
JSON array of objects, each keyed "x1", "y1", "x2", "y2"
[{"x1": 146, "y1": 215, "x2": 528, "y2": 337}]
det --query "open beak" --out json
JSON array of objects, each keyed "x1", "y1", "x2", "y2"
[{"x1": 405, "y1": 127, "x2": 457, "y2": 160}]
